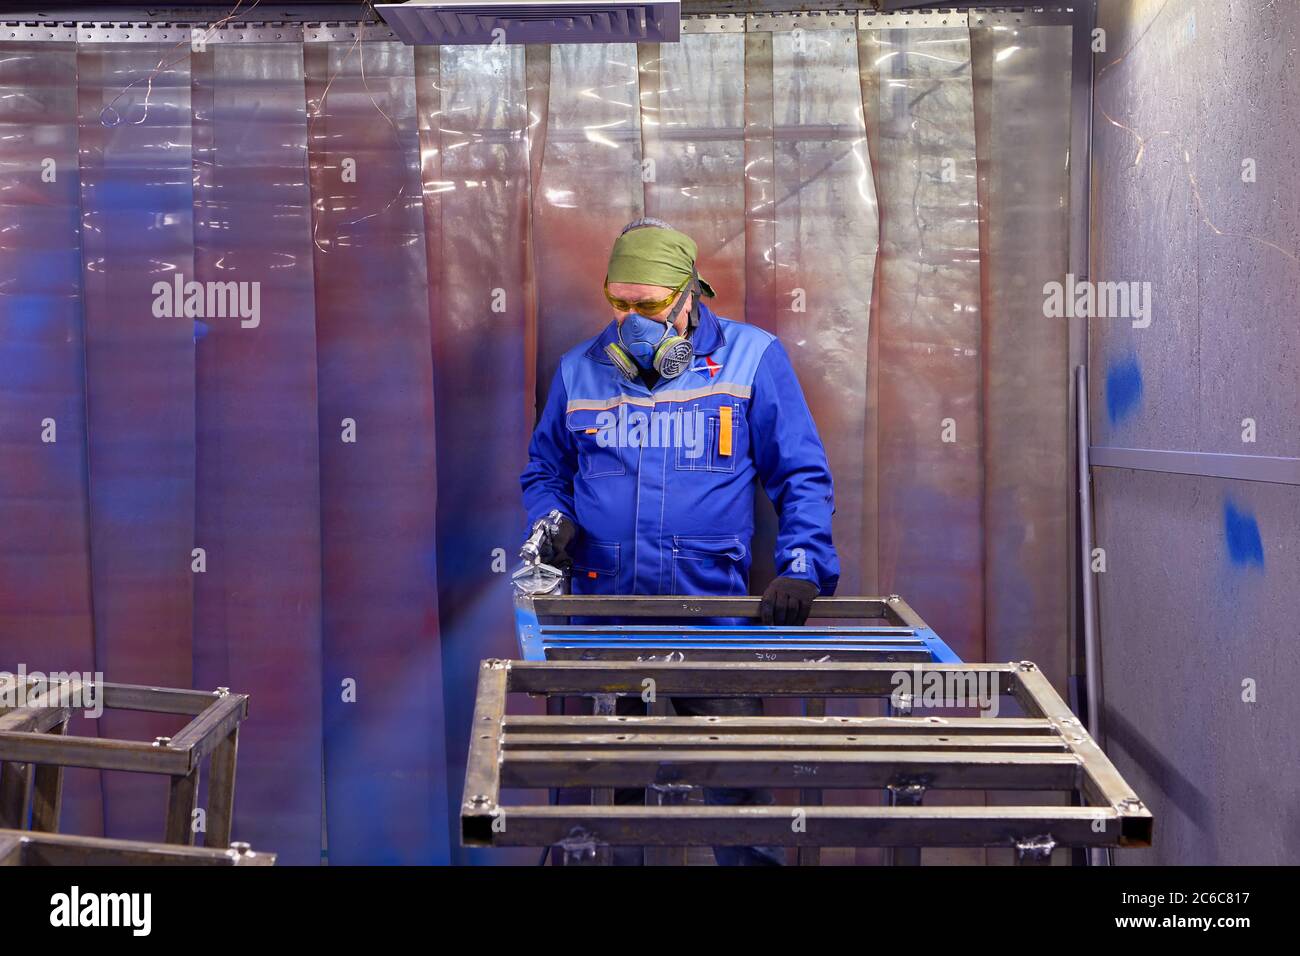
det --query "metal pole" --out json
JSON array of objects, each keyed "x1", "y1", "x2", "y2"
[
  {"x1": 1076, "y1": 364, "x2": 1109, "y2": 867},
  {"x1": 1076, "y1": 364, "x2": 1102, "y2": 747}
]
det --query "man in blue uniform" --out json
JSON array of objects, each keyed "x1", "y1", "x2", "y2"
[{"x1": 520, "y1": 217, "x2": 839, "y2": 864}]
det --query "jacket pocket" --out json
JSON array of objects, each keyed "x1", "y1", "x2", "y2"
[
  {"x1": 670, "y1": 534, "x2": 747, "y2": 596},
  {"x1": 571, "y1": 538, "x2": 620, "y2": 595},
  {"x1": 567, "y1": 409, "x2": 627, "y2": 479},
  {"x1": 674, "y1": 402, "x2": 743, "y2": 474}
]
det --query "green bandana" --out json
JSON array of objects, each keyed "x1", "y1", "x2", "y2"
[{"x1": 606, "y1": 225, "x2": 716, "y2": 298}]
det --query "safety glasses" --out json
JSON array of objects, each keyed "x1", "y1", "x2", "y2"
[{"x1": 603, "y1": 276, "x2": 689, "y2": 317}]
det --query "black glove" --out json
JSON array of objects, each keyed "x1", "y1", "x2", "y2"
[
  {"x1": 760, "y1": 576, "x2": 820, "y2": 626},
  {"x1": 539, "y1": 515, "x2": 577, "y2": 571}
]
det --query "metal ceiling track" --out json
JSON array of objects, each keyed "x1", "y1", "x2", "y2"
[{"x1": 1, "y1": 6, "x2": 1079, "y2": 43}]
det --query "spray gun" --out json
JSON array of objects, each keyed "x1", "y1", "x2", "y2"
[{"x1": 511, "y1": 509, "x2": 569, "y2": 597}]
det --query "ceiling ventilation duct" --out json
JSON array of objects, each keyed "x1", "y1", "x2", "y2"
[{"x1": 375, "y1": 0, "x2": 681, "y2": 46}]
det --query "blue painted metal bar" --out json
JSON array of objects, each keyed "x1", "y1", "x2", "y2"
[
  {"x1": 912, "y1": 626, "x2": 963, "y2": 665},
  {"x1": 541, "y1": 626, "x2": 920, "y2": 636},
  {"x1": 514, "y1": 597, "x2": 962, "y2": 664}
]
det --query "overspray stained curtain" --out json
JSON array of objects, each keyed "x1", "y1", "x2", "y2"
[
  {"x1": 303, "y1": 40, "x2": 447, "y2": 865},
  {"x1": 0, "y1": 41, "x2": 102, "y2": 838},
  {"x1": 0, "y1": 14, "x2": 1074, "y2": 865},
  {"x1": 77, "y1": 42, "x2": 198, "y2": 845},
  {"x1": 415, "y1": 41, "x2": 539, "y2": 866},
  {"x1": 191, "y1": 41, "x2": 324, "y2": 866},
  {"x1": 859, "y1": 23, "x2": 993, "y2": 867}
]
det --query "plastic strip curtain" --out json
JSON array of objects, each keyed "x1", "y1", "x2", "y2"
[
  {"x1": 970, "y1": 18, "x2": 1074, "y2": 866},
  {"x1": 191, "y1": 42, "x2": 324, "y2": 866},
  {"x1": 859, "y1": 25, "x2": 984, "y2": 665},
  {"x1": 304, "y1": 39, "x2": 449, "y2": 865},
  {"x1": 739, "y1": 25, "x2": 884, "y2": 866},
  {"x1": 532, "y1": 41, "x2": 642, "y2": 386},
  {"x1": 414, "y1": 42, "x2": 537, "y2": 865},
  {"x1": 858, "y1": 24, "x2": 985, "y2": 867},
  {"x1": 969, "y1": 21, "x2": 1072, "y2": 685},
  {"x1": 640, "y1": 32, "x2": 747, "y2": 319},
  {"x1": 776, "y1": 25, "x2": 882, "y2": 866},
  {"x1": 769, "y1": 26, "x2": 877, "y2": 596},
  {"x1": 77, "y1": 42, "x2": 198, "y2": 842},
  {"x1": 0, "y1": 41, "x2": 102, "y2": 836}
]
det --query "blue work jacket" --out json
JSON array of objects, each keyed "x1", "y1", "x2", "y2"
[{"x1": 521, "y1": 303, "x2": 839, "y2": 598}]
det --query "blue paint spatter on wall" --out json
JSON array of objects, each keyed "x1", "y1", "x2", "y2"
[
  {"x1": 1223, "y1": 499, "x2": 1264, "y2": 569},
  {"x1": 1105, "y1": 353, "x2": 1143, "y2": 425}
]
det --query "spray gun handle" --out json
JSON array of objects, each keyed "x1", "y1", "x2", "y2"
[{"x1": 520, "y1": 509, "x2": 566, "y2": 564}]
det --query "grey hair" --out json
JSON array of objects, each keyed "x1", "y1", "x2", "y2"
[{"x1": 619, "y1": 216, "x2": 676, "y2": 236}]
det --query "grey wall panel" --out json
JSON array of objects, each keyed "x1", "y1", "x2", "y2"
[
  {"x1": 1189, "y1": 0, "x2": 1300, "y2": 458},
  {"x1": 1090, "y1": 0, "x2": 1300, "y2": 457},
  {"x1": 1086, "y1": 0, "x2": 1300, "y2": 868},
  {"x1": 1089, "y1": 0, "x2": 1202, "y2": 453},
  {"x1": 1092, "y1": 468, "x2": 1299, "y2": 864},
  {"x1": 1090, "y1": 0, "x2": 1300, "y2": 865}
]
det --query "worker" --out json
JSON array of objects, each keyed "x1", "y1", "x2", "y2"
[{"x1": 520, "y1": 217, "x2": 839, "y2": 865}]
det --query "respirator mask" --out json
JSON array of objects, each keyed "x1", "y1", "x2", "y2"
[{"x1": 604, "y1": 263, "x2": 701, "y2": 381}]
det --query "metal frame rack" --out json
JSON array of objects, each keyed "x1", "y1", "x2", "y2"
[
  {"x1": 0, "y1": 674, "x2": 249, "y2": 848},
  {"x1": 461, "y1": 656, "x2": 1153, "y2": 863},
  {"x1": 0, "y1": 828, "x2": 273, "y2": 866},
  {"x1": 517, "y1": 594, "x2": 962, "y2": 663},
  {"x1": 513, "y1": 593, "x2": 968, "y2": 864}
]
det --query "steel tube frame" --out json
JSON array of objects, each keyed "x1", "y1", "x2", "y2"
[
  {"x1": 519, "y1": 593, "x2": 961, "y2": 664},
  {"x1": 506, "y1": 660, "x2": 1015, "y2": 697},
  {"x1": 462, "y1": 658, "x2": 1153, "y2": 852},
  {"x1": 0, "y1": 827, "x2": 274, "y2": 866},
  {"x1": 533, "y1": 594, "x2": 910, "y2": 621},
  {"x1": 517, "y1": 595, "x2": 957, "y2": 864},
  {"x1": 0, "y1": 679, "x2": 250, "y2": 847}
]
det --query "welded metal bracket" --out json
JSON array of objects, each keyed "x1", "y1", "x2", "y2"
[{"x1": 1015, "y1": 834, "x2": 1058, "y2": 866}]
